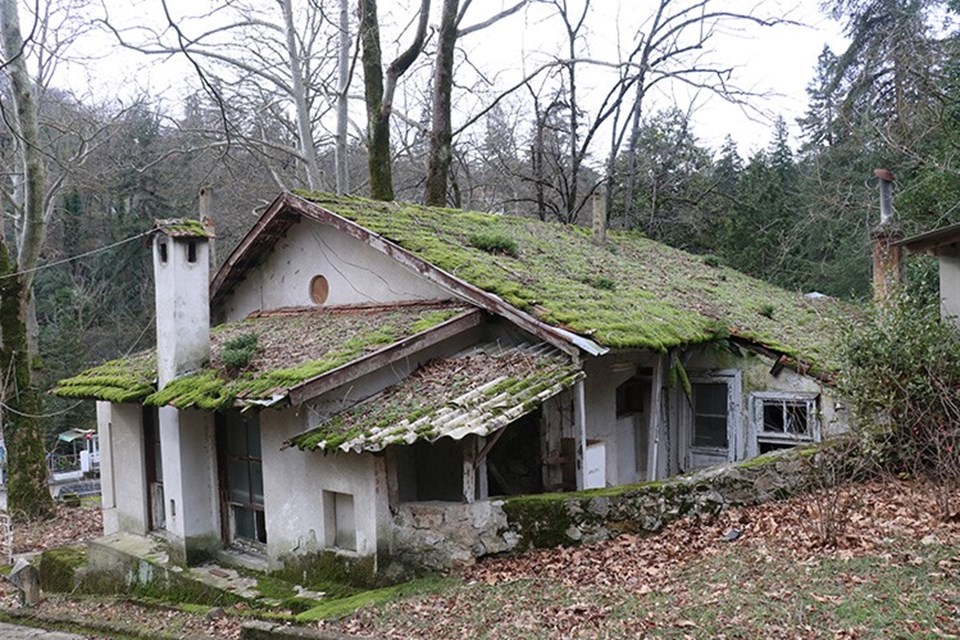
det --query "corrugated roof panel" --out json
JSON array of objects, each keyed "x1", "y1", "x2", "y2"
[{"x1": 290, "y1": 344, "x2": 583, "y2": 453}]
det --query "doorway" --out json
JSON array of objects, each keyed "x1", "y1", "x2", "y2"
[{"x1": 217, "y1": 411, "x2": 266, "y2": 546}]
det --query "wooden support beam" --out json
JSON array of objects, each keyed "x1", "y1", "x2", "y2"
[
  {"x1": 574, "y1": 378, "x2": 588, "y2": 490},
  {"x1": 462, "y1": 435, "x2": 476, "y2": 503},
  {"x1": 646, "y1": 353, "x2": 666, "y2": 482}
]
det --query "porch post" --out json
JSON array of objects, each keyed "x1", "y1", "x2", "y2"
[
  {"x1": 462, "y1": 435, "x2": 476, "y2": 503},
  {"x1": 646, "y1": 353, "x2": 666, "y2": 482},
  {"x1": 574, "y1": 378, "x2": 588, "y2": 490}
]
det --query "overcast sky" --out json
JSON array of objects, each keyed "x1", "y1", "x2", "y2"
[{"x1": 47, "y1": 0, "x2": 849, "y2": 156}]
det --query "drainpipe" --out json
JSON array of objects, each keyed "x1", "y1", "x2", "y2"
[{"x1": 871, "y1": 169, "x2": 903, "y2": 305}]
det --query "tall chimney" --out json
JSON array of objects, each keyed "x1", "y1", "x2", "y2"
[
  {"x1": 871, "y1": 168, "x2": 903, "y2": 304},
  {"x1": 592, "y1": 190, "x2": 607, "y2": 244},
  {"x1": 198, "y1": 186, "x2": 216, "y2": 275},
  {"x1": 152, "y1": 219, "x2": 214, "y2": 387}
]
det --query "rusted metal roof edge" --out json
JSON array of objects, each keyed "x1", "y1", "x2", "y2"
[
  {"x1": 286, "y1": 194, "x2": 607, "y2": 358},
  {"x1": 900, "y1": 221, "x2": 960, "y2": 253}
]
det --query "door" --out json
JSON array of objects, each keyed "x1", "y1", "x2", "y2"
[
  {"x1": 143, "y1": 407, "x2": 164, "y2": 531},
  {"x1": 683, "y1": 372, "x2": 741, "y2": 471},
  {"x1": 217, "y1": 411, "x2": 266, "y2": 546}
]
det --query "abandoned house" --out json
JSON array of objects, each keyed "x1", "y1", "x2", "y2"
[{"x1": 55, "y1": 191, "x2": 849, "y2": 571}]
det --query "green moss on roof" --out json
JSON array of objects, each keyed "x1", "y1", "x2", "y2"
[
  {"x1": 52, "y1": 351, "x2": 156, "y2": 403},
  {"x1": 297, "y1": 191, "x2": 849, "y2": 369},
  {"x1": 55, "y1": 304, "x2": 469, "y2": 409},
  {"x1": 154, "y1": 218, "x2": 215, "y2": 238}
]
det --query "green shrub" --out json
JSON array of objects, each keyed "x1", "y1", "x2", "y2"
[
  {"x1": 221, "y1": 333, "x2": 259, "y2": 370},
  {"x1": 468, "y1": 232, "x2": 518, "y2": 258},
  {"x1": 837, "y1": 289, "x2": 960, "y2": 511},
  {"x1": 758, "y1": 303, "x2": 775, "y2": 319},
  {"x1": 702, "y1": 254, "x2": 722, "y2": 268}
]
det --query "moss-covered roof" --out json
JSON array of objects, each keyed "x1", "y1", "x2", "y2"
[
  {"x1": 290, "y1": 344, "x2": 583, "y2": 453},
  {"x1": 295, "y1": 192, "x2": 848, "y2": 370},
  {"x1": 153, "y1": 218, "x2": 215, "y2": 238},
  {"x1": 53, "y1": 303, "x2": 470, "y2": 410},
  {"x1": 53, "y1": 350, "x2": 156, "y2": 403}
]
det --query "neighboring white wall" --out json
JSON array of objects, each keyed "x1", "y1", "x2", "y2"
[
  {"x1": 582, "y1": 353, "x2": 658, "y2": 487},
  {"x1": 153, "y1": 235, "x2": 210, "y2": 386},
  {"x1": 259, "y1": 408, "x2": 386, "y2": 563},
  {"x1": 158, "y1": 407, "x2": 219, "y2": 561},
  {"x1": 222, "y1": 219, "x2": 450, "y2": 321},
  {"x1": 940, "y1": 254, "x2": 960, "y2": 326},
  {"x1": 100, "y1": 402, "x2": 148, "y2": 535}
]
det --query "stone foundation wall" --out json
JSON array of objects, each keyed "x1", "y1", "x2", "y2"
[{"x1": 392, "y1": 444, "x2": 841, "y2": 569}]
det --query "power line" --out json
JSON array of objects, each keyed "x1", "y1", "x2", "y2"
[{"x1": 0, "y1": 230, "x2": 152, "y2": 281}]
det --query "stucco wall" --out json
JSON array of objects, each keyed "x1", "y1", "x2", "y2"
[
  {"x1": 158, "y1": 407, "x2": 219, "y2": 563},
  {"x1": 259, "y1": 408, "x2": 388, "y2": 565},
  {"x1": 579, "y1": 347, "x2": 848, "y2": 487},
  {"x1": 940, "y1": 254, "x2": 960, "y2": 326},
  {"x1": 222, "y1": 219, "x2": 450, "y2": 321},
  {"x1": 99, "y1": 402, "x2": 148, "y2": 536}
]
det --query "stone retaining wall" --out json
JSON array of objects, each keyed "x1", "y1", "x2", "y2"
[{"x1": 392, "y1": 444, "x2": 836, "y2": 569}]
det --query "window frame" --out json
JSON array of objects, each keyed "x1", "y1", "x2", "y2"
[
  {"x1": 748, "y1": 392, "x2": 821, "y2": 457},
  {"x1": 218, "y1": 411, "x2": 267, "y2": 546}
]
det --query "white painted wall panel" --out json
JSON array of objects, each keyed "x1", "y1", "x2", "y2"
[{"x1": 223, "y1": 220, "x2": 450, "y2": 321}]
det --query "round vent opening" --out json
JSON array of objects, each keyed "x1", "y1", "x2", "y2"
[{"x1": 310, "y1": 275, "x2": 329, "y2": 305}]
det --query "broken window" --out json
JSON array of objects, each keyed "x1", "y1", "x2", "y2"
[
  {"x1": 751, "y1": 393, "x2": 819, "y2": 454},
  {"x1": 692, "y1": 382, "x2": 728, "y2": 449}
]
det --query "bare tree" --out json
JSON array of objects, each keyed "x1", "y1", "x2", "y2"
[
  {"x1": 102, "y1": 0, "x2": 351, "y2": 192},
  {"x1": 358, "y1": 0, "x2": 431, "y2": 201},
  {"x1": 0, "y1": 0, "x2": 55, "y2": 519}
]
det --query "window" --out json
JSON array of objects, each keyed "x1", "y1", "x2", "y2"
[
  {"x1": 616, "y1": 376, "x2": 645, "y2": 417},
  {"x1": 324, "y1": 491, "x2": 356, "y2": 551},
  {"x1": 158, "y1": 241, "x2": 168, "y2": 264},
  {"x1": 187, "y1": 240, "x2": 198, "y2": 263},
  {"x1": 751, "y1": 393, "x2": 819, "y2": 454},
  {"x1": 692, "y1": 382, "x2": 728, "y2": 449},
  {"x1": 222, "y1": 412, "x2": 266, "y2": 544}
]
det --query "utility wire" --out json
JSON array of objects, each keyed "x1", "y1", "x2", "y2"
[{"x1": 0, "y1": 230, "x2": 151, "y2": 281}]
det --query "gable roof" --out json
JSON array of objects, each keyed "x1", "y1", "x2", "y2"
[
  {"x1": 54, "y1": 302, "x2": 478, "y2": 410},
  {"x1": 213, "y1": 192, "x2": 846, "y2": 371},
  {"x1": 289, "y1": 343, "x2": 582, "y2": 453}
]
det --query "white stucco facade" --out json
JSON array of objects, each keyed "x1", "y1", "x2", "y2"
[
  {"x1": 96, "y1": 401, "x2": 148, "y2": 536},
  {"x1": 222, "y1": 219, "x2": 449, "y2": 322}
]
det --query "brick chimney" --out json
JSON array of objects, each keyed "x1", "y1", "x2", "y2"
[
  {"x1": 152, "y1": 219, "x2": 214, "y2": 387},
  {"x1": 871, "y1": 168, "x2": 903, "y2": 304}
]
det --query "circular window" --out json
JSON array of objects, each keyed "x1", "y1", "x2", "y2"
[{"x1": 310, "y1": 275, "x2": 329, "y2": 305}]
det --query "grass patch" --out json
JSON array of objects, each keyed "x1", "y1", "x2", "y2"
[{"x1": 295, "y1": 577, "x2": 452, "y2": 622}]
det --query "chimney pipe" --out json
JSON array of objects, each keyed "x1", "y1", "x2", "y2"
[
  {"x1": 871, "y1": 168, "x2": 903, "y2": 305},
  {"x1": 592, "y1": 190, "x2": 606, "y2": 244},
  {"x1": 199, "y1": 186, "x2": 216, "y2": 275}
]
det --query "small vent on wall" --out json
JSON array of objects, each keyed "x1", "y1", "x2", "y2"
[{"x1": 310, "y1": 275, "x2": 329, "y2": 305}]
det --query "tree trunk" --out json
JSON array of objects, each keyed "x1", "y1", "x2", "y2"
[
  {"x1": 0, "y1": 0, "x2": 56, "y2": 520},
  {"x1": 359, "y1": 0, "x2": 393, "y2": 201},
  {"x1": 424, "y1": 0, "x2": 459, "y2": 206},
  {"x1": 280, "y1": 0, "x2": 321, "y2": 191},
  {"x1": 335, "y1": 0, "x2": 350, "y2": 195}
]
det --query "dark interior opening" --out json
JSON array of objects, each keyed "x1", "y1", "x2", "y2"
[
  {"x1": 396, "y1": 438, "x2": 464, "y2": 502},
  {"x1": 187, "y1": 240, "x2": 198, "y2": 263},
  {"x1": 487, "y1": 411, "x2": 543, "y2": 497},
  {"x1": 158, "y1": 242, "x2": 168, "y2": 263}
]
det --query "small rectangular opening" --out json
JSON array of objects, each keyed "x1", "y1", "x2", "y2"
[
  {"x1": 324, "y1": 490, "x2": 357, "y2": 551},
  {"x1": 159, "y1": 241, "x2": 168, "y2": 263},
  {"x1": 187, "y1": 240, "x2": 197, "y2": 263}
]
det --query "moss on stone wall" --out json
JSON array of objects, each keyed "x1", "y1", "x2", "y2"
[{"x1": 39, "y1": 547, "x2": 86, "y2": 592}]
